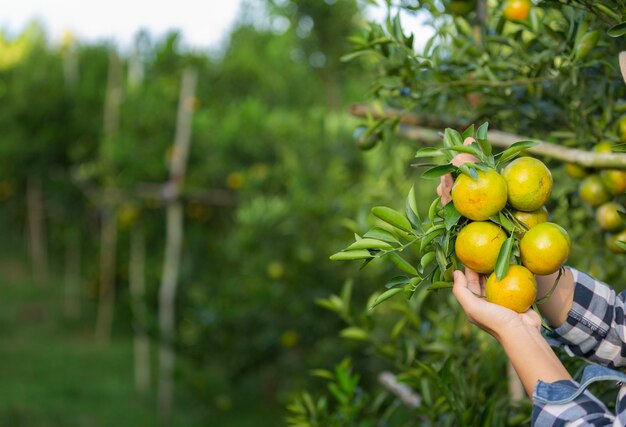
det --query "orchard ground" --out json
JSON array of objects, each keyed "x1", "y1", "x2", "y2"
[{"x1": 0, "y1": 242, "x2": 280, "y2": 427}]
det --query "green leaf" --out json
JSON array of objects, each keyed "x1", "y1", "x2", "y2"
[
  {"x1": 440, "y1": 145, "x2": 480, "y2": 156},
  {"x1": 499, "y1": 212, "x2": 516, "y2": 234},
  {"x1": 340, "y1": 327, "x2": 369, "y2": 341},
  {"x1": 330, "y1": 250, "x2": 373, "y2": 261},
  {"x1": 427, "y1": 281, "x2": 454, "y2": 291},
  {"x1": 458, "y1": 164, "x2": 478, "y2": 180},
  {"x1": 385, "y1": 275, "x2": 410, "y2": 289},
  {"x1": 415, "y1": 147, "x2": 444, "y2": 158},
  {"x1": 444, "y1": 128, "x2": 464, "y2": 147},
  {"x1": 364, "y1": 227, "x2": 400, "y2": 244},
  {"x1": 346, "y1": 238, "x2": 393, "y2": 251},
  {"x1": 476, "y1": 122, "x2": 489, "y2": 140},
  {"x1": 406, "y1": 186, "x2": 422, "y2": 231},
  {"x1": 420, "y1": 251, "x2": 436, "y2": 271},
  {"x1": 422, "y1": 164, "x2": 457, "y2": 179},
  {"x1": 310, "y1": 369, "x2": 334, "y2": 380},
  {"x1": 443, "y1": 202, "x2": 461, "y2": 230},
  {"x1": 428, "y1": 197, "x2": 440, "y2": 223},
  {"x1": 495, "y1": 236, "x2": 514, "y2": 280},
  {"x1": 608, "y1": 22, "x2": 626, "y2": 37},
  {"x1": 420, "y1": 224, "x2": 446, "y2": 251},
  {"x1": 496, "y1": 140, "x2": 540, "y2": 164},
  {"x1": 388, "y1": 252, "x2": 419, "y2": 276},
  {"x1": 461, "y1": 124, "x2": 475, "y2": 140},
  {"x1": 369, "y1": 287, "x2": 404, "y2": 309},
  {"x1": 371, "y1": 206, "x2": 412, "y2": 232},
  {"x1": 616, "y1": 241, "x2": 626, "y2": 251}
]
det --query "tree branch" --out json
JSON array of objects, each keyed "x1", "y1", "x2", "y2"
[{"x1": 350, "y1": 104, "x2": 626, "y2": 169}]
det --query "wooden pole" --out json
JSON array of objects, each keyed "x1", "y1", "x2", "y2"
[
  {"x1": 95, "y1": 207, "x2": 118, "y2": 344},
  {"x1": 26, "y1": 175, "x2": 48, "y2": 285},
  {"x1": 95, "y1": 50, "x2": 123, "y2": 345},
  {"x1": 63, "y1": 232, "x2": 81, "y2": 319},
  {"x1": 130, "y1": 226, "x2": 151, "y2": 397},
  {"x1": 157, "y1": 68, "x2": 197, "y2": 425}
]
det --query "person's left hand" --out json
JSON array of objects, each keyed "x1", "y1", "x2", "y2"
[{"x1": 452, "y1": 268, "x2": 541, "y2": 341}]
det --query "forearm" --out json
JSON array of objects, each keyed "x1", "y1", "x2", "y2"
[
  {"x1": 535, "y1": 267, "x2": 575, "y2": 328},
  {"x1": 498, "y1": 325, "x2": 572, "y2": 397}
]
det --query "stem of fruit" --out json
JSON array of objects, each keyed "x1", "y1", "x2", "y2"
[{"x1": 535, "y1": 267, "x2": 565, "y2": 305}]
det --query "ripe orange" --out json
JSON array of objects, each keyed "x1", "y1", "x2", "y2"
[
  {"x1": 502, "y1": 157, "x2": 552, "y2": 212},
  {"x1": 520, "y1": 222, "x2": 571, "y2": 275},
  {"x1": 596, "y1": 202, "x2": 625, "y2": 231},
  {"x1": 455, "y1": 221, "x2": 507, "y2": 274},
  {"x1": 564, "y1": 163, "x2": 588, "y2": 180},
  {"x1": 600, "y1": 169, "x2": 626, "y2": 195},
  {"x1": 512, "y1": 206, "x2": 549, "y2": 232},
  {"x1": 451, "y1": 169, "x2": 508, "y2": 221},
  {"x1": 579, "y1": 175, "x2": 611, "y2": 207},
  {"x1": 503, "y1": 0, "x2": 531, "y2": 21},
  {"x1": 486, "y1": 265, "x2": 537, "y2": 313},
  {"x1": 607, "y1": 229, "x2": 626, "y2": 253}
]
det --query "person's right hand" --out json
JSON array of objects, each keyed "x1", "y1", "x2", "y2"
[
  {"x1": 452, "y1": 268, "x2": 541, "y2": 341},
  {"x1": 436, "y1": 137, "x2": 479, "y2": 205}
]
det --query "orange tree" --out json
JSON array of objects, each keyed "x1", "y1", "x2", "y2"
[{"x1": 288, "y1": 1, "x2": 626, "y2": 425}]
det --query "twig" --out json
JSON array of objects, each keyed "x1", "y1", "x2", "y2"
[
  {"x1": 378, "y1": 371, "x2": 421, "y2": 409},
  {"x1": 350, "y1": 105, "x2": 626, "y2": 169}
]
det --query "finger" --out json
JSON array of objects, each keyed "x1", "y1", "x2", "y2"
[
  {"x1": 465, "y1": 267, "x2": 482, "y2": 296},
  {"x1": 463, "y1": 137, "x2": 476, "y2": 146},
  {"x1": 452, "y1": 270, "x2": 480, "y2": 313}
]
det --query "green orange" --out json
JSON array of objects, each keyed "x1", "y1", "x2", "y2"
[
  {"x1": 502, "y1": 157, "x2": 552, "y2": 212},
  {"x1": 564, "y1": 163, "x2": 588, "y2": 180},
  {"x1": 451, "y1": 169, "x2": 508, "y2": 221},
  {"x1": 607, "y1": 229, "x2": 626, "y2": 254},
  {"x1": 513, "y1": 206, "x2": 549, "y2": 232},
  {"x1": 486, "y1": 265, "x2": 537, "y2": 313},
  {"x1": 455, "y1": 221, "x2": 507, "y2": 274},
  {"x1": 596, "y1": 202, "x2": 625, "y2": 231},
  {"x1": 579, "y1": 175, "x2": 611, "y2": 207},
  {"x1": 520, "y1": 222, "x2": 571, "y2": 275}
]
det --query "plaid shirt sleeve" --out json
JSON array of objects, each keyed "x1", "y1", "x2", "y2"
[
  {"x1": 544, "y1": 266, "x2": 626, "y2": 368},
  {"x1": 531, "y1": 267, "x2": 626, "y2": 426}
]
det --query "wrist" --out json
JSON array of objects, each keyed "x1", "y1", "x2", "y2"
[{"x1": 494, "y1": 320, "x2": 540, "y2": 346}]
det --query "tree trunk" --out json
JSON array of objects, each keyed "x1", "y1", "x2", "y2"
[
  {"x1": 63, "y1": 232, "x2": 81, "y2": 319},
  {"x1": 26, "y1": 175, "x2": 48, "y2": 285},
  {"x1": 130, "y1": 226, "x2": 151, "y2": 397},
  {"x1": 157, "y1": 68, "x2": 197, "y2": 426},
  {"x1": 95, "y1": 208, "x2": 118, "y2": 344}
]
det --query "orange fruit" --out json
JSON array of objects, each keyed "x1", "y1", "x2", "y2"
[
  {"x1": 503, "y1": 0, "x2": 531, "y2": 21},
  {"x1": 596, "y1": 202, "x2": 625, "y2": 231},
  {"x1": 564, "y1": 163, "x2": 588, "y2": 180},
  {"x1": 451, "y1": 169, "x2": 508, "y2": 221},
  {"x1": 607, "y1": 229, "x2": 626, "y2": 253},
  {"x1": 512, "y1": 206, "x2": 549, "y2": 232},
  {"x1": 520, "y1": 222, "x2": 571, "y2": 275},
  {"x1": 600, "y1": 169, "x2": 626, "y2": 195},
  {"x1": 226, "y1": 172, "x2": 245, "y2": 190},
  {"x1": 455, "y1": 221, "x2": 507, "y2": 274},
  {"x1": 502, "y1": 157, "x2": 552, "y2": 212},
  {"x1": 486, "y1": 265, "x2": 537, "y2": 313},
  {"x1": 445, "y1": 0, "x2": 476, "y2": 15},
  {"x1": 594, "y1": 141, "x2": 614, "y2": 153},
  {"x1": 579, "y1": 175, "x2": 611, "y2": 207}
]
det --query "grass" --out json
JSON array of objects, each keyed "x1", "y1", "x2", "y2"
[{"x1": 0, "y1": 255, "x2": 282, "y2": 427}]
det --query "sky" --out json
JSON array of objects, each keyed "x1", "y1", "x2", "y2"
[{"x1": 0, "y1": 0, "x2": 432, "y2": 50}]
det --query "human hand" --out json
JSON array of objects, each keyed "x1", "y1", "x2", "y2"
[
  {"x1": 436, "y1": 137, "x2": 479, "y2": 205},
  {"x1": 452, "y1": 268, "x2": 541, "y2": 341}
]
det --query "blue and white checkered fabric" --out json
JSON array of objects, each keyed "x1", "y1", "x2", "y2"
[{"x1": 534, "y1": 267, "x2": 626, "y2": 426}]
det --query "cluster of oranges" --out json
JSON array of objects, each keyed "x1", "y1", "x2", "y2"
[
  {"x1": 566, "y1": 141, "x2": 626, "y2": 253},
  {"x1": 452, "y1": 156, "x2": 570, "y2": 313}
]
